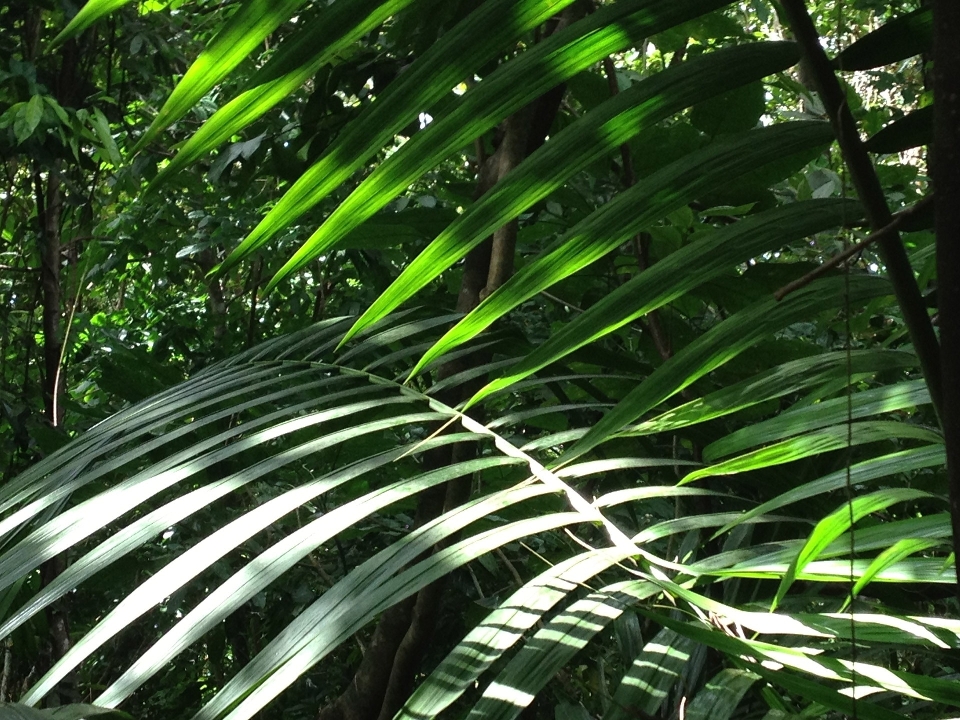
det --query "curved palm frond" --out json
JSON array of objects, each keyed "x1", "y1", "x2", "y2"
[{"x1": 1, "y1": 309, "x2": 951, "y2": 718}]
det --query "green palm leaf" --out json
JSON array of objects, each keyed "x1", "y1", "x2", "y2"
[
  {"x1": 605, "y1": 628, "x2": 698, "y2": 720},
  {"x1": 563, "y1": 274, "x2": 891, "y2": 463},
  {"x1": 465, "y1": 197, "x2": 862, "y2": 408},
  {"x1": 703, "y1": 379, "x2": 932, "y2": 460},
  {"x1": 51, "y1": 0, "x2": 138, "y2": 47},
  {"x1": 258, "y1": 0, "x2": 732, "y2": 288},
  {"x1": 397, "y1": 548, "x2": 635, "y2": 720},
  {"x1": 15, "y1": 3, "x2": 955, "y2": 718},
  {"x1": 466, "y1": 581, "x2": 658, "y2": 720},
  {"x1": 684, "y1": 669, "x2": 759, "y2": 720},
  {"x1": 416, "y1": 122, "x2": 836, "y2": 382},
  {"x1": 342, "y1": 41, "x2": 803, "y2": 343},
  {"x1": 138, "y1": 0, "x2": 311, "y2": 150},
  {"x1": 712, "y1": 445, "x2": 946, "y2": 538},
  {"x1": 773, "y1": 488, "x2": 935, "y2": 609}
]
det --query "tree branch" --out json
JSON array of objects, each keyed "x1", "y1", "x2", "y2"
[
  {"x1": 779, "y1": 0, "x2": 943, "y2": 423},
  {"x1": 775, "y1": 195, "x2": 934, "y2": 301},
  {"x1": 601, "y1": 56, "x2": 676, "y2": 367}
]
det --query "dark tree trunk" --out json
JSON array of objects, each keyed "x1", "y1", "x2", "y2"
[
  {"x1": 779, "y1": 0, "x2": 943, "y2": 421},
  {"x1": 932, "y1": 0, "x2": 960, "y2": 595},
  {"x1": 38, "y1": 163, "x2": 64, "y2": 428},
  {"x1": 35, "y1": 32, "x2": 84, "y2": 700}
]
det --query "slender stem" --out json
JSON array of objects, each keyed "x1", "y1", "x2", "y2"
[
  {"x1": 37, "y1": 162, "x2": 65, "y2": 427},
  {"x1": 52, "y1": 258, "x2": 89, "y2": 428},
  {"x1": 779, "y1": 0, "x2": 943, "y2": 423},
  {"x1": 775, "y1": 195, "x2": 934, "y2": 301}
]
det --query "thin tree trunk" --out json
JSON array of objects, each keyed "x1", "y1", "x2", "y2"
[
  {"x1": 318, "y1": 27, "x2": 571, "y2": 720},
  {"x1": 38, "y1": 164, "x2": 64, "y2": 428},
  {"x1": 35, "y1": 32, "x2": 85, "y2": 700},
  {"x1": 197, "y1": 248, "x2": 229, "y2": 344},
  {"x1": 316, "y1": 120, "x2": 517, "y2": 720}
]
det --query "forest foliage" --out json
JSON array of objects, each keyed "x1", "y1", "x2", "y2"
[{"x1": 0, "y1": 0, "x2": 957, "y2": 719}]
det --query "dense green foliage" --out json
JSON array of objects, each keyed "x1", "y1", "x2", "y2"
[{"x1": 0, "y1": 1, "x2": 955, "y2": 719}]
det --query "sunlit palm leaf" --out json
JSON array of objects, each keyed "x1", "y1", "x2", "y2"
[
  {"x1": 415, "y1": 122, "x2": 836, "y2": 381},
  {"x1": 684, "y1": 669, "x2": 759, "y2": 720},
  {"x1": 135, "y1": 0, "x2": 310, "y2": 150},
  {"x1": 605, "y1": 628, "x2": 697, "y2": 720},
  {"x1": 650, "y1": 611, "x2": 960, "y2": 710},
  {"x1": 464, "y1": 197, "x2": 863, "y2": 407},
  {"x1": 153, "y1": 0, "x2": 577, "y2": 192},
  {"x1": 51, "y1": 0, "x2": 138, "y2": 47},
  {"x1": 15, "y1": 2, "x2": 954, "y2": 718},
  {"x1": 342, "y1": 41, "x2": 803, "y2": 342},
  {"x1": 260, "y1": 0, "x2": 732, "y2": 288}
]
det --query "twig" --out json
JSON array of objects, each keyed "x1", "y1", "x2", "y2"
[
  {"x1": 775, "y1": 194, "x2": 934, "y2": 301},
  {"x1": 602, "y1": 57, "x2": 635, "y2": 186},
  {"x1": 0, "y1": 638, "x2": 11, "y2": 702},
  {"x1": 467, "y1": 563, "x2": 485, "y2": 599},
  {"x1": 246, "y1": 257, "x2": 263, "y2": 348},
  {"x1": 600, "y1": 55, "x2": 676, "y2": 365},
  {"x1": 540, "y1": 290, "x2": 584, "y2": 313}
]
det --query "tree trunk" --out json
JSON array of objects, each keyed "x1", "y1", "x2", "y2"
[
  {"x1": 932, "y1": 0, "x2": 960, "y2": 594},
  {"x1": 317, "y1": 24, "x2": 571, "y2": 720},
  {"x1": 779, "y1": 0, "x2": 943, "y2": 422},
  {"x1": 38, "y1": 163, "x2": 64, "y2": 428}
]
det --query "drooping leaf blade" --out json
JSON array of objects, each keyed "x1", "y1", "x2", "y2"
[
  {"x1": 864, "y1": 105, "x2": 934, "y2": 154},
  {"x1": 467, "y1": 582, "x2": 657, "y2": 720},
  {"x1": 97, "y1": 455, "x2": 522, "y2": 706},
  {"x1": 562, "y1": 274, "x2": 891, "y2": 463},
  {"x1": 257, "y1": 0, "x2": 734, "y2": 289},
  {"x1": 644, "y1": 614, "x2": 911, "y2": 719},
  {"x1": 703, "y1": 379, "x2": 931, "y2": 461},
  {"x1": 341, "y1": 41, "x2": 803, "y2": 343},
  {"x1": 197, "y1": 507, "x2": 584, "y2": 720},
  {"x1": 683, "y1": 420, "x2": 941, "y2": 485},
  {"x1": 834, "y1": 6, "x2": 932, "y2": 71},
  {"x1": 626, "y1": 350, "x2": 918, "y2": 437},
  {"x1": 848, "y1": 538, "x2": 943, "y2": 603},
  {"x1": 711, "y1": 445, "x2": 945, "y2": 538},
  {"x1": 684, "y1": 669, "x2": 759, "y2": 720},
  {"x1": 605, "y1": 628, "x2": 698, "y2": 720},
  {"x1": 415, "y1": 122, "x2": 836, "y2": 384},
  {"x1": 466, "y1": 195, "x2": 859, "y2": 408},
  {"x1": 135, "y1": 0, "x2": 310, "y2": 150},
  {"x1": 152, "y1": 0, "x2": 570, "y2": 189},
  {"x1": 21, "y1": 408, "x2": 454, "y2": 704},
  {"x1": 772, "y1": 488, "x2": 933, "y2": 610},
  {"x1": 397, "y1": 548, "x2": 635, "y2": 720},
  {"x1": 50, "y1": 0, "x2": 135, "y2": 48}
]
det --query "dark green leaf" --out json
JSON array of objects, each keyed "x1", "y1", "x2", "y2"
[{"x1": 834, "y1": 7, "x2": 932, "y2": 71}]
